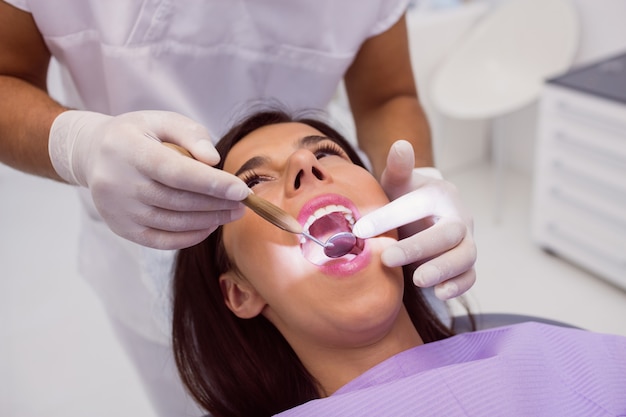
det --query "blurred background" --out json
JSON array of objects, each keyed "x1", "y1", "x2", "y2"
[{"x1": 2, "y1": 0, "x2": 626, "y2": 416}]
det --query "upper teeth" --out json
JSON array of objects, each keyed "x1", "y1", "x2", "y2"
[{"x1": 303, "y1": 204, "x2": 355, "y2": 234}]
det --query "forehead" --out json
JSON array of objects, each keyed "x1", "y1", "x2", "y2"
[{"x1": 223, "y1": 122, "x2": 325, "y2": 174}]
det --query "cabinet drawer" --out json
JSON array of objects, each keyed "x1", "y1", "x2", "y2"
[
  {"x1": 532, "y1": 83, "x2": 626, "y2": 289},
  {"x1": 540, "y1": 84, "x2": 626, "y2": 137}
]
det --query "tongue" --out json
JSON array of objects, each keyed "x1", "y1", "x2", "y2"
[
  {"x1": 308, "y1": 212, "x2": 351, "y2": 242},
  {"x1": 301, "y1": 212, "x2": 353, "y2": 265}
]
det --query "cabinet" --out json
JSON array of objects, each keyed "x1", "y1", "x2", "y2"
[{"x1": 532, "y1": 52, "x2": 626, "y2": 290}]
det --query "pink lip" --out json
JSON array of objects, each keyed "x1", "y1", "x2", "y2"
[
  {"x1": 297, "y1": 193, "x2": 361, "y2": 226},
  {"x1": 318, "y1": 248, "x2": 371, "y2": 277},
  {"x1": 298, "y1": 193, "x2": 370, "y2": 277}
]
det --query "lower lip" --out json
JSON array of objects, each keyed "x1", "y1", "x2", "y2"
[{"x1": 318, "y1": 244, "x2": 371, "y2": 277}]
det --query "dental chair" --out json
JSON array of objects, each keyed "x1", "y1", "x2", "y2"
[{"x1": 452, "y1": 313, "x2": 580, "y2": 333}]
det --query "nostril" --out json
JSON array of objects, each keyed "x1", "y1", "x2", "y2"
[
  {"x1": 312, "y1": 167, "x2": 324, "y2": 181},
  {"x1": 294, "y1": 170, "x2": 303, "y2": 189},
  {"x1": 294, "y1": 167, "x2": 325, "y2": 190}
]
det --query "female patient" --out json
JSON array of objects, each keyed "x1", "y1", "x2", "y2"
[{"x1": 172, "y1": 110, "x2": 626, "y2": 417}]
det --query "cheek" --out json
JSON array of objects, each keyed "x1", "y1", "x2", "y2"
[
  {"x1": 347, "y1": 172, "x2": 392, "y2": 212},
  {"x1": 223, "y1": 215, "x2": 275, "y2": 263},
  {"x1": 352, "y1": 175, "x2": 400, "y2": 240},
  {"x1": 223, "y1": 215, "x2": 304, "y2": 287}
]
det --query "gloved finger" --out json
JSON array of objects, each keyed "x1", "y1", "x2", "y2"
[
  {"x1": 141, "y1": 110, "x2": 221, "y2": 165},
  {"x1": 352, "y1": 189, "x2": 439, "y2": 239},
  {"x1": 411, "y1": 234, "x2": 477, "y2": 288},
  {"x1": 432, "y1": 267, "x2": 477, "y2": 300},
  {"x1": 380, "y1": 219, "x2": 467, "y2": 268},
  {"x1": 137, "y1": 180, "x2": 244, "y2": 212},
  {"x1": 138, "y1": 139, "x2": 250, "y2": 201},
  {"x1": 134, "y1": 205, "x2": 246, "y2": 233},
  {"x1": 379, "y1": 140, "x2": 415, "y2": 199},
  {"x1": 105, "y1": 204, "x2": 247, "y2": 250},
  {"x1": 138, "y1": 228, "x2": 218, "y2": 250}
]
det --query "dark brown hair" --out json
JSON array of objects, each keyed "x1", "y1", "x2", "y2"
[{"x1": 172, "y1": 109, "x2": 456, "y2": 417}]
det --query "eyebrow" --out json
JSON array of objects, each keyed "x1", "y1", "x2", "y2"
[{"x1": 234, "y1": 135, "x2": 330, "y2": 177}]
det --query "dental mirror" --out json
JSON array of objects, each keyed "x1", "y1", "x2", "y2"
[
  {"x1": 239, "y1": 193, "x2": 359, "y2": 258},
  {"x1": 242, "y1": 194, "x2": 358, "y2": 258},
  {"x1": 301, "y1": 230, "x2": 358, "y2": 258}
]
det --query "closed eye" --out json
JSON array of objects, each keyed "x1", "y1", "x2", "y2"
[
  {"x1": 313, "y1": 142, "x2": 349, "y2": 160},
  {"x1": 239, "y1": 170, "x2": 273, "y2": 188}
]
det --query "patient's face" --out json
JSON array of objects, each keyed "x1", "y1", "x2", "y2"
[{"x1": 221, "y1": 122, "x2": 404, "y2": 349}]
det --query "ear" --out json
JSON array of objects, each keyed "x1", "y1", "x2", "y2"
[{"x1": 219, "y1": 271, "x2": 266, "y2": 319}]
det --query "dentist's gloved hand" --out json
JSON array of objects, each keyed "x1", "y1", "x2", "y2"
[
  {"x1": 49, "y1": 110, "x2": 249, "y2": 249},
  {"x1": 352, "y1": 140, "x2": 476, "y2": 300}
]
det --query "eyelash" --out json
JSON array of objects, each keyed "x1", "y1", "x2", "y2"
[
  {"x1": 240, "y1": 141, "x2": 349, "y2": 188},
  {"x1": 240, "y1": 170, "x2": 269, "y2": 188},
  {"x1": 313, "y1": 142, "x2": 347, "y2": 160}
]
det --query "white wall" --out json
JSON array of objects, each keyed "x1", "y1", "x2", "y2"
[
  {"x1": 481, "y1": 0, "x2": 626, "y2": 175},
  {"x1": 406, "y1": 2, "x2": 491, "y2": 174},
  {"x1": 407, "y1": 0, "x2": 626, "y2": 175}
]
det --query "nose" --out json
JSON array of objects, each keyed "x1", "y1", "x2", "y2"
[{"x1": 285, "y1": 149, "x2": 330, "y2": 195}]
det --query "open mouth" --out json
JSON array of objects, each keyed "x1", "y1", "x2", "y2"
[{"x1": 300, "y1": 204, "x2": 364, "y2": 265}]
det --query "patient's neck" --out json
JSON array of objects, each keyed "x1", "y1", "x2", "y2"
[{"x1": 295, "y1": 306, "x2": 423, "y2": 397}]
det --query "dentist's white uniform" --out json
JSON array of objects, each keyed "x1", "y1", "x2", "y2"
[{"x1": 5, "y1": 0, "x2": 410, "y2": 415}]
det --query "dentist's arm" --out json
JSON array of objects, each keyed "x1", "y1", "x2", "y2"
[
  {"x1": 0, "y1": 2, "x2": 249, "y2": 250},
  {"x1": 0, "y1": 1, "x2": 64, "y2": 179},
  {"x1": 344, "y1": 12, "x2": 432, "y2": 178}
]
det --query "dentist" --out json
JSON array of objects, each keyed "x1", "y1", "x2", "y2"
[{"x1": 0, "y1": 0, "x2": 475, "y2": 416}]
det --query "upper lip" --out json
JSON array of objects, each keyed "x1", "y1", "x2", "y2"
[{"x1": 297, "y1": 194, "x2": 360, "y2": 232}]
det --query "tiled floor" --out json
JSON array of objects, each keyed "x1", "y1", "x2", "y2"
[{"x1": 2, "y1": 161, "x2": 625, "y2": 417}]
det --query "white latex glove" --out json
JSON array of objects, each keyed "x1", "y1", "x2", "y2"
[
  {"x1": 49, "y1": 110, "x2": 249, "y2": 249},
  {"x1": 352, "y1": 140, "x2": 476, "y2": 300}
]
